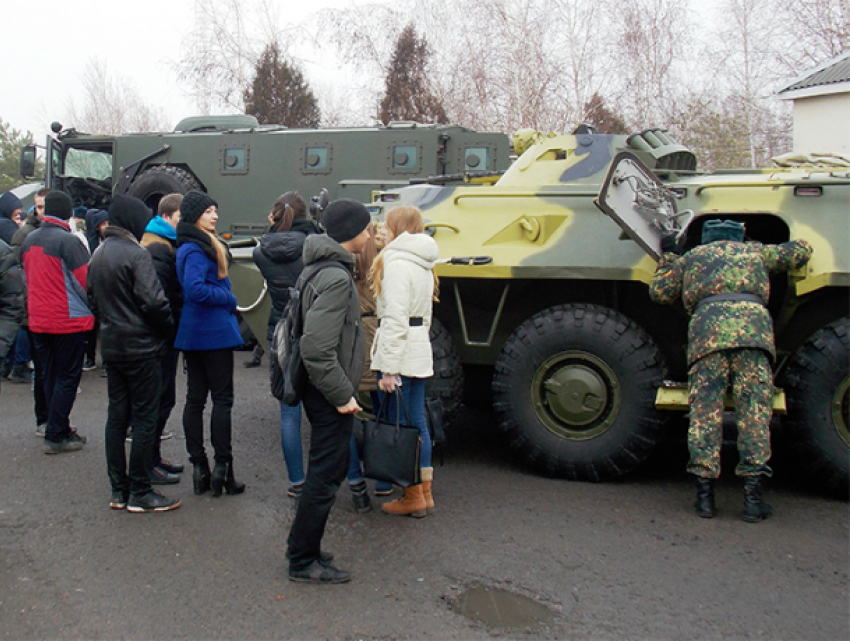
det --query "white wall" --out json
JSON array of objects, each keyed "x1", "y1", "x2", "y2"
[{"x1": 793, "y1": 93, "x2": 850, "y2": 155}]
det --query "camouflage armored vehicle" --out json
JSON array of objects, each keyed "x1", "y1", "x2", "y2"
[
  {"x1": 331, "y1": 128, "x2": 846, "y2": 495},
  {"x1": 19, "y1": 115, "x2": 510, "y2": 237}
]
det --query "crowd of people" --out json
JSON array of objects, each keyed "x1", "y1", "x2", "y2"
[{"x1": 0, "y1": 186, "x2": 440, "y2": 584}]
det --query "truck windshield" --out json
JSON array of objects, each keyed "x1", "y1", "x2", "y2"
[{"x1": 63, "y1": 147, "x2": 112, "y2": 181}]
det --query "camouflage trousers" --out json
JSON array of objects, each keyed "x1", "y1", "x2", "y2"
[{"x1": 687, "y1": 348, "x2": 773, "y2": 479}]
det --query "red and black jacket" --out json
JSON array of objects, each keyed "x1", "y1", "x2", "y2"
[{"x1": 20, "y1": 217, "x2": 94, "y2": 334}]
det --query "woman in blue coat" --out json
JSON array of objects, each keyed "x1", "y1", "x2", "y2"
[{"x1": 175, "y1": 191, "x2": 245, "y2": 497}]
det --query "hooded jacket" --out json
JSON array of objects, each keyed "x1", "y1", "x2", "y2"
[
  {"x1": 252, "y1": 218, "x2": 320, "y2": 341},
  {"x1": 19, "y1": 216, "x2": 94, "y2": 334},
  {"x1": 299, "y1": 233, "x2": 364, "y2": 408},
  {"x1": 174, "y1": 222, "x2": 242, "y2": 352},
  {"x1": 0, "y1": 192, "x2": 22, "y2": 245},
  {"x1": 0, "y1": 239, "x2": 24, "y2": 359},
  {"x1": 371, "y1": 232, "x2": 438, "y2": 378},
  {"x1": 141, "y1": 215, "x2": 183, "y2": 326},
  {"x1": 87, "y1": 196, "x2": 174, "y2": 362}
]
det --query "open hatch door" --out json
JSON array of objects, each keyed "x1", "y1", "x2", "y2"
[{"x1": 594, "y1": 151, "x2": 693, "y2": 261}]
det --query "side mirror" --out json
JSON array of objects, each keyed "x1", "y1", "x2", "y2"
[{"x1": 20, "y1": 144, "x2": 36, "y2": 178}]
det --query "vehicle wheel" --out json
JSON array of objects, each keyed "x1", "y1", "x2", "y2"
[
  {"x1": 127, "y1": 166, "x2": 202, "y2": 212},
  {"x1": 783, "y1": 318, "x2": 849, "y2": 498},
  {"x1": 492, "y1": 303, "x2": 669, "y2": 481},
  {"x1": 427, "y1": 317, "x2": 464, "y2": 428}
]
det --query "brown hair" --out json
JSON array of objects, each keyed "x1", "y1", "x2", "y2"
[
  {"x1": 158, "y1": 193, "x2": 183, "y2": 217},
  {"x1": 370, "y1": 205, "x2": 438, "y2": 300},
  {"x1": 193, "y1": 217, "x2": 229, "y2": 279},
  {"x1": 270, "y1": 191, "x2": 307, "y2": 233},
  {"x1": 36, "y1": 187, "x2": 51, "y2": 198}
]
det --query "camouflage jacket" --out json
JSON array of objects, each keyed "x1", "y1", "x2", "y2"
[{"x1": 649, "y1": 239, "x2": 812, "y2": 366}]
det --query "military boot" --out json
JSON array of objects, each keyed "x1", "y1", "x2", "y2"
[
  {"x1": 694, "y1": 477, "x2": 716, "y2": 518},
  {"x1": 742, "y1": 476, "x2": 773, "y2": 522}
]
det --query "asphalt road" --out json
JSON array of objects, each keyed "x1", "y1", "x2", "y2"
[{"x1": 1, "y1": 359, "x2": 847, "y2": 640}]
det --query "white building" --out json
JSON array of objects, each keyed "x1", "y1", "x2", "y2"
[{"x1": 776, "y1": 51, "x2": 850, "y2": 156}]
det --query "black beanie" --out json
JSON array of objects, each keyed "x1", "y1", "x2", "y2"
[
  {"x1": 108, "y1": 194, "x2": 153, "y2": 241},
  {"x1": 321, "y1": 199, "x2": 371, "y2": 243},
  {"x1": 44, "y1": 191, "x2": 73, "y2": 220},
  {"x1": 180, "y1": 190, "x2": 218, "y2": 225}
]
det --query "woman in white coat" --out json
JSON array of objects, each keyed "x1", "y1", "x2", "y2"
[{"x1": 370, "y1": 205, "x2": 439, "y2": 517}]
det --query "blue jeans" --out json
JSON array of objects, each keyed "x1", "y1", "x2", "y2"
[
  {"x1": 280, "y1": 402, "x2": 305, "y2": 486},
  {"x1": 4, "y1": 328, "x2": 30, "y2": 367},
  {"x1": 376, "y1": 374, "x2": 432, "y2": 469}
]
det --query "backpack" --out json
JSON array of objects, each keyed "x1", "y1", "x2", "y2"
[{"x1": 270, "y1": 260, "x2": 347, "y2": 406}]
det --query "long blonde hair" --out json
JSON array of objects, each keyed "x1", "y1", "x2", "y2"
[
  {"x1": 370, "y1": 205, "x2": 439, "y2": 300},
  {"x1": 196, "y1": 222, "x2": 229, "y2": 279}
]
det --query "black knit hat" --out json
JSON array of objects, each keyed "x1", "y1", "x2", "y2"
[
  {"x1": 179, "y1": 190, "x2": 218, "y2": 225},
  {"x1": 321, "y1": 199, "x2": 371, "y2": 243},
  {"x1": 108, "y1": 194, "x2": 153, "y2": 241},
  {"x1": 44, "y1": 191, "x2": 73, "y2": 220}
]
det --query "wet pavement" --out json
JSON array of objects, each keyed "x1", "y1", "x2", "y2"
[{"x1": 0, "y1": 360, "x2": 847, "y2": 640}]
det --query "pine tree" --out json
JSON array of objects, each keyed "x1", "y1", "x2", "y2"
[
  {"x1": 244, "y1": 43, "x2": 320, "y2": 128},
  {"x1": 379, "y1": 24, "x2": 447, "y2": 125},
  {"x1": 1, "y1": 118, "x2": 43, "y2": 192}
]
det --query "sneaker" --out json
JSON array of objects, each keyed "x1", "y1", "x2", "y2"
[
  {"x1": 8, "y1": 366, "x2": 31, "y2": 384},
  {"x1": 68, "y1": 429, "x2": 87, "y2": 444},
  {"x1": 35, "y1": 423, "x2": 46, "y2": 438},
  {"x1": 126, "y1": 490, "x2": 181, "y2": 513},
  {"x1": 82, "y1": 357, "x2": 97, "y2": 372},
  {"x1": 157, "y1": 458, "x2": 184, "y2": 474},
  {"x1": 350, "y1": 481, "x2": 372, "y2": 514},
  {"x1": 44, "y1": 438, "x2": 85, "y2": 454},
  {"x1": 288, "y1": 560, "x2": 351, "y2": 584},
  {"x1": 160, "y1": 430, "x2": 173, "y2": 441},
  {"x1": 109, "y1": 490, "x2": 129, "y2": 510},
  {"x1": 149, "y1": 465, "x2": 180, "y2": 485},
  {"x1": 287, "y1": 484, "x2": 304, "y2": 498},
  {"x1": 244, "y1": 355, "x2": 262, "y2": 368}
]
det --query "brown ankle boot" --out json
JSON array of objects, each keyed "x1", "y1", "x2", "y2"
[
  {"x1": 381, "y1": 484, "x2": 427, "y2": 517},
  {"x1": 421, "y1": 467, "x2": 434, "y2": 515}
]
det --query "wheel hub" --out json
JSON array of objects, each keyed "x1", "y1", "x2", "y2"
[
  {"x1": 833, "y1": 375, "x2": 850, "y2": 447},
  {"x1": 532, "y1": 351, "x2": 621, "y2": 440}
]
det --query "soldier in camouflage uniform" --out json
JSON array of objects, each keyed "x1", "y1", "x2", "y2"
[{"x1": 649, "y1": 220, "x2": 812, "y2": 522}]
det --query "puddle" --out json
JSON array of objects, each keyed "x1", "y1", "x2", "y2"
[{"x1": 449, "y1": 582, "x2": 557, "y2": 633}]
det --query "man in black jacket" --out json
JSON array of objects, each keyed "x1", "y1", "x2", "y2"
[
  {"x1": 0, "y1": 238, "x2": 24, "y2": 395},
  {"x1": 88, "y1": 195, "x2": 179, "y2": 513},
  {"x1": 141, "y1": 193, "x2": 185, "y2": 483},
  {"x1": 287, "y1": 199, "x2": 370, "y2": 584}
]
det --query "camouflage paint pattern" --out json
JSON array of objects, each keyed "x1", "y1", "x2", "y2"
[
  {"x1": 686, "y1": 349, "x2": 774, "y2": 479},
  {"x1": 649, "y1": 239, "x2": 813, "y2": 366}
]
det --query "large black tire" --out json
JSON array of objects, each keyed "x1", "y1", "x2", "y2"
[
  {"x1": 783, "y1": 318, "x2": 850, "y2": 498},
  {"x1": 427, "y1": 316, "x2": 464, "y2": 428},
  {"x1": 492, "y1": 304, "x2": 669, "y2": 481},
  {"x1": 127, "y1": 166, "x2": 202, "y2": 212}
]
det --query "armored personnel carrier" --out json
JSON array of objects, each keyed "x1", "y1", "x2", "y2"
[
  {"x1": 343, "y1": 128, "x2": 848, "y2": 495},
  {"x1": 19, "y1": 115, "x2": 509, "y2": 237}
]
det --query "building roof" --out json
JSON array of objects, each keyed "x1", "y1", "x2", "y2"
[{"x1": 776, "y1": 51, "x2": 850, "y2": 99}]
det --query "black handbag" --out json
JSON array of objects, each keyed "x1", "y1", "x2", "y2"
[{"x1": 362, "y1": 390, "x2": 422, "y2": 487}]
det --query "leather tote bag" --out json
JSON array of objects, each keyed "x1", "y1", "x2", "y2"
[{"x1": 362, "y1": 390, "x2": 421, "y2": 487}]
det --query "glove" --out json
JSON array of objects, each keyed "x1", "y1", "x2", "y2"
[{"x1": 660, "y1": 232, "x2": 684, "y2": 255}]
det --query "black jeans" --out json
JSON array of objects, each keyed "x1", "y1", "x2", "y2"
[
  {"x1": 105, "y1": 355, "x2": 161, "y2": 496},
  {"x1": 152, "y1": 347, "x2": 179, "y2": 465},
  {"x1": 32, "y1": 331, "x2": 86, "y2": 443},
  {"x1": 26, "y1": 328, "x2": 48, "y2": 426},
  {"x1": 183, "y1": 349, "x2": 234, "y2": 464},
  {"x1": 287, "y1": 383, "x2": 353, "y2": 571}
]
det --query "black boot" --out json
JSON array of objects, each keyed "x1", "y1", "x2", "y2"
[
  {"x1": 742, "y1": 476, "x2": 773, "y2": 522},
  {"x1": 192, "y1": 459, "x2": 211, "y2": 495},
  {"x1": 694, "y1": 477, "x2": 716, "y2": 518},
  {"x1": 224, "y1": 463, "x2": 246, "y2": 495},
  {"x1": 210, "y1": 462, "x2": 227, "y2": 497}
]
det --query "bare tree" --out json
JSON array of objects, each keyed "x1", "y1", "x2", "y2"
[
  {"x1": 777, "y1": 0, "x2": 850, "y2": 71},
  {"x1": 65, "y1": 60, "x2": 171, "y2": 134}
]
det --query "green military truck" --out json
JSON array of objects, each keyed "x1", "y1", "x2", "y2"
[
  {"x1": 19, "y1": 115, "x2": 510, "y2": 237},
  {"x1": 315, "y1": 127, "x2": 846, "y2": 496}
]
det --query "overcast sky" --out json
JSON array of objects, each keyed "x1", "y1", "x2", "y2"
[{"x1": 3, "y1": 0, "x2": 370, "y2": 140}]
